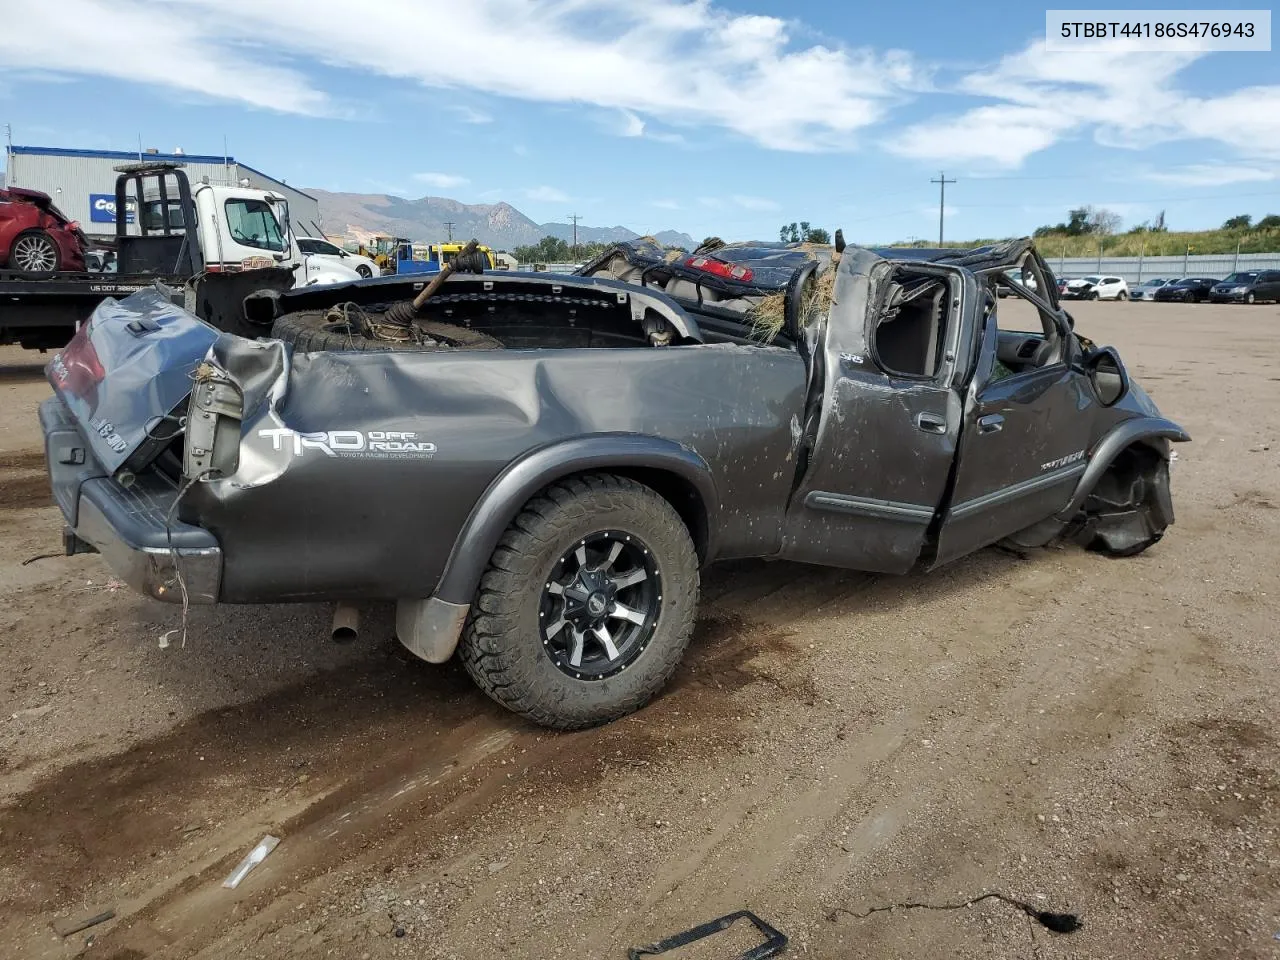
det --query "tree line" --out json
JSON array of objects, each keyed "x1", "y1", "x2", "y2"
[{"x1": 1035, "y1": 205, "x2": 1280, "y2": 238}]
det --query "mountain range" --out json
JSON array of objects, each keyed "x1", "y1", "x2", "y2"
[{"x1": 304, "y1": 189, "x2": 695, "y2": 252}]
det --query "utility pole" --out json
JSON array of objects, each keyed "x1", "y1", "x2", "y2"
[
  {"x1": 568, "y1": 213, "x2": 582, "y2": 259},
  {"x1": 443, "y1": 221, "x2": 455, "y2": 242},
  {"x1": 930, "y1": 171, "x2": 955, "y2": 246}
]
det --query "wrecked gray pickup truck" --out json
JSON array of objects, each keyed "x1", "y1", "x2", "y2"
[{"x1": 40, "y1": 237, "x2": 1189, "y2": 729}]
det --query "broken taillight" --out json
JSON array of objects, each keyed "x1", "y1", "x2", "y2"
[
  {"x1": 49, "y1": 329, "x2": 106, "y2": 404},
  {"x1": 683, "y1": 256, "x2": 753, "y2": 282}
]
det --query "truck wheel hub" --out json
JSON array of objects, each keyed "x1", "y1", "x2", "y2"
[{"x1": 539, "y1": 531, "x2": 662, "y2": 680}]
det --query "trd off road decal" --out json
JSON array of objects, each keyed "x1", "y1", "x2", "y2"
[
  {"x1": 1041, "y1": 450, "x2": 1085, "y2": 471},
  {"x1": 258, "y1": 428, "x2": 436, "y2": 459},
  {"x1": 88, "y1": 416, "x2": 128, "y2": 454}
]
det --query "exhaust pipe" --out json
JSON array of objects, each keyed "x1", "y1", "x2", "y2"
[{"x1": 331, "y1": 603, "x2": 359, "y2": 643}]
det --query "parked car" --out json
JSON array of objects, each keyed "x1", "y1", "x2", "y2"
[
  {"x1": 1129, "y1": 277, "x2": 1177, "y2": 301},
  {"x1": 1062, "y1": 275, "x2": 1129, "y2": 300},
  {"x1": 1209, "y1": 270, "x2": 1280, "y2": 304},
  {"x1": 1056, "y1": 275, "x2": 1071, "y2": 296},
  {"x1": 0, "y1": 186, "x2": 87, "y2": 275},
  {"x1": 1153, "y1": 277, "x2": 1217, "y2": 302},
  {"x1": 41, "y1": 237, "x2": 1188, "y2": 729},
  {"x1": 296, "y1": 236, "x2": 381, "y2": 278}
]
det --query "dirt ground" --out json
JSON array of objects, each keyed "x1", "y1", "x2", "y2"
[{"x1": 1, "y1": 300, "x2": 1278, "y2": 960}]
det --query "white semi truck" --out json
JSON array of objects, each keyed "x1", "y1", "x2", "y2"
[{"x1": 0, "y1": 161, "x2": 358, "y2": 350}]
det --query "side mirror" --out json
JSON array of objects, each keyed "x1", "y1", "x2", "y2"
[{"x1": 1084, "y1": 345, "x2": 1129, "y2": 406}]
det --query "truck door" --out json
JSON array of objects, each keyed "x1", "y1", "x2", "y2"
[
  {"x1": 214, "y1": 192, "x2": 289, "y2": 271},
  {"x1": 782, "y1": 256, "x2": 979, "y2": 574},
  {"x1": 931, "y1": 257, "x2": 1096, "y2": 567}
]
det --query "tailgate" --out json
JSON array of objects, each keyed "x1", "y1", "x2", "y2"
[{"x1": 46, "y1": 288, "x2": 219, "y2": 474}]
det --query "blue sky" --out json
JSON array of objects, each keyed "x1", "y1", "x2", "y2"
[{"x1": 2, "y1": 0, "x2": 1278, "y2": 243}]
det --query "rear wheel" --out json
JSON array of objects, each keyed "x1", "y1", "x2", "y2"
[
  {"x1": 10, "y1": 230, "x2": 60, "y2": 275},
  {"x1": 1076, "y1": 446, "x2": 1172, "y2": 557},
  {"x1": 460, "y1": 473, "x2": 699, "y2": 729},
  {"x1": 1117, "y1": 290, "x2": 1128, "y2": 301}
]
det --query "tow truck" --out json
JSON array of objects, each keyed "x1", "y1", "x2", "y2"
[{"x1": 0, "y1": 162, "x2": 358, "y2": 350}]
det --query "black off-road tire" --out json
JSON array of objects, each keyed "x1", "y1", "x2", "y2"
[
  {"x1": 460, "y1": 473, "x2": 699, "y2": 730},
  {"x1": 270, "y1": 308, "x2": 503, "y2": 353}
]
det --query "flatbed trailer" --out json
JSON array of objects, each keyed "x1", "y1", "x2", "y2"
[{"x1": 0, "y1": 271, "x2": 180, "y2": 350}]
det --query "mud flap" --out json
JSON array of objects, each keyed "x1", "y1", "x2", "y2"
[{"x1": 395, "y1": 596, "x2": 470, "y2": 664}]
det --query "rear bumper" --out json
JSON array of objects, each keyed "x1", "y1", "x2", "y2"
[{"x1": 41, "y1": 397, "x2": 222, "y2": 604}]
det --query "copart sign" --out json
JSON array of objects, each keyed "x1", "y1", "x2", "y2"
[{"x1": 258, "y1": 428, "x2": 436, "y2": 459}]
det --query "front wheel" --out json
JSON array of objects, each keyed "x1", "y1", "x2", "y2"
[
  {"x1": 1089, "y1": 290, "x2": 1100, "y2": 300},
  {"x1": 1246, "y1": 292, "x2": 1255, "y2": 304},
  {"x1": 356, "y1": 264, "x2": 373, "y2": 278},
  {"x1": 460, "y1": 473, "x2": 699, "y2": 729}
]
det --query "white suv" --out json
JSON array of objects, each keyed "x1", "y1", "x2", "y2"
[
  {"x1": 1064, "y1": 275, "x2": 1129, "y2": 301},
  {"x1": 297, "y1": 236, "x2": 381, "y2": 279}
]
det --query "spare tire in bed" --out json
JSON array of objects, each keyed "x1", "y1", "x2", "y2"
[{"x1": 271, "y1": 307, "x2": 504, "y2": 353}]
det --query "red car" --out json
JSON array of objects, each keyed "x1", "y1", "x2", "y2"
[{"x1": 0, "y1": 187, "x2": 87, "y2": 274}]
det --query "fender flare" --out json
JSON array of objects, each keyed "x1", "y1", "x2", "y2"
[
  {"x1": 432, "y1": 434, "x2": 719, "y2": 606},
  {"x1": 1055, "y1": 416, "x2": 1190, "y2": 521}
]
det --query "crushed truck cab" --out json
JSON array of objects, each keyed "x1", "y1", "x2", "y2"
[{"x1": 40, "y1": 237, "x2": 1189, "y2": 729}]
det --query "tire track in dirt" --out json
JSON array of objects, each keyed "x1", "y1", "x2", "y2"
[
  {"x1": 0, "y1": 615, "x2": 801, "y2": 958},
  {"x1": 0, "y1": 449, "x2": 50, "y2": 512}
]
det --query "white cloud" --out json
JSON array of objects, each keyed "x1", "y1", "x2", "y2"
[
  {"x1": 614, "y1": 109, "x2": 685, "y2": 144},
  {"x1": 887, "y1": 40, "x2": 1280, "y2": 167},
  {"x1": 450, "y1": 105, "x2": 493, "y2": 124},
  {"x1": 0, "y1": 0, "x2": 922, "y2": 151},
  {"x1": 620, "y1": 110, "x2": 646, "y2": 138},
  {"x1": 918, "y1": 204, "x2": 958, "y2": 219},
  {"x1": 0, "y1": 0, "x2": 333, "y2": 116},
  {"x1": 1143, "y1": 163, "x2": 1279, "y2": 187},
  {"x1": 413, "y1": 171, "x2": 470, "y2": 189},
  {"x1": 732, "y1": 194, "x2": 780, "y2": 212},
  {"x1": 525, "y1": 185, "x2": 570, "y2": 203},
  {"x1": 10, "y1": 1, "x2": 1280, "y2": 171}
]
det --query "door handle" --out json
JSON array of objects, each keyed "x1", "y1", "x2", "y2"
[
  {"x1": 916, "y1": 412, "x2": 947, "y2": 434},
  {"x1": 978, "y1": 414, "x2": 1004, "y2": 434}
]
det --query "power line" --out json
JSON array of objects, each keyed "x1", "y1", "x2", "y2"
[
  {"x1": 930, "y1": 171, "x2": 956, "y2": 245},
  {"x1": 443, "y1": 221, "x2": 456, "y2": 242},
  {"x1": 567, "y1": 213, "x2": 582, "y2": 259}
]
